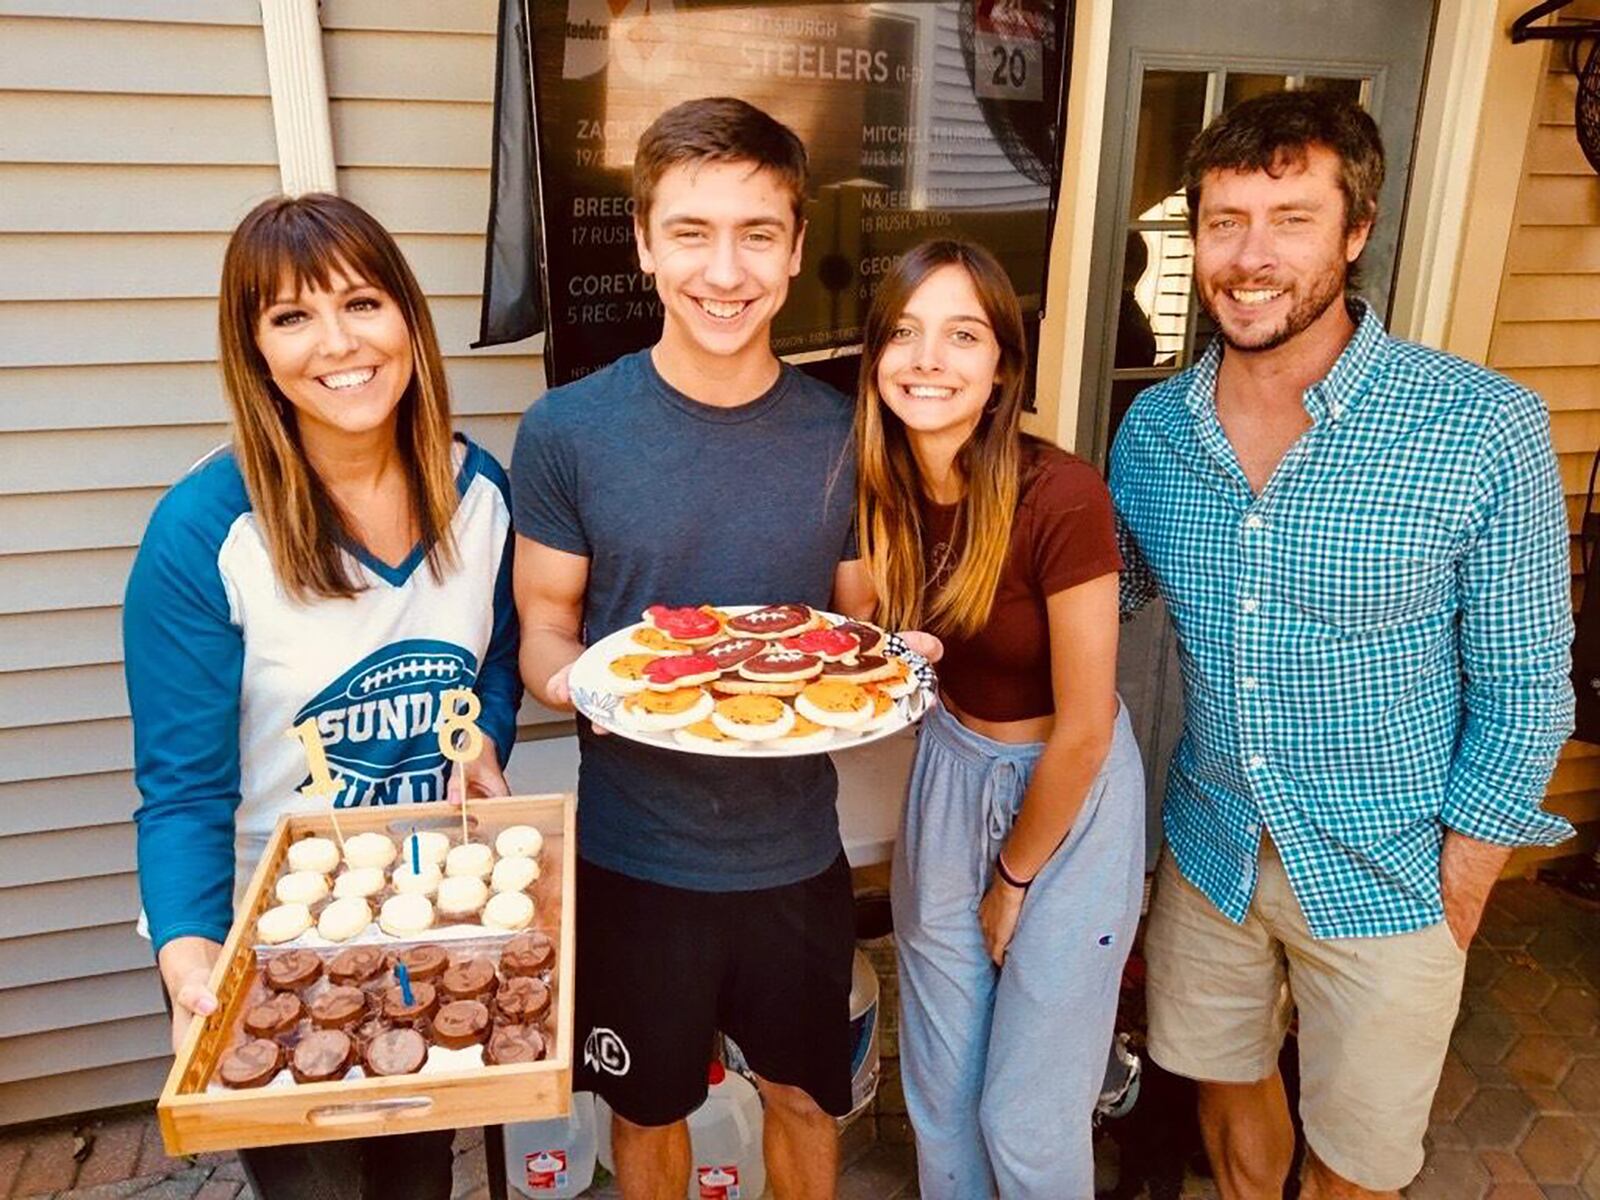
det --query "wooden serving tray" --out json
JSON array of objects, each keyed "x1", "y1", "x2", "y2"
[{"x1": 157, "y1": 794, "x2": 576, "y2": 1154}]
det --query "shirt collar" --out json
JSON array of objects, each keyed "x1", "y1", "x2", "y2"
[{"x1": 1183, "y1": 297, "x2": 1387, "y2": 427}]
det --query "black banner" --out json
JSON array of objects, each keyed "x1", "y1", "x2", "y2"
[{"x1": 526, "y1": 0, "x2": 1070, "y2": 386}]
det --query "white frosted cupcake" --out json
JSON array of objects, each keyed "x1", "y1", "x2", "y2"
[
  {"x1": 286, "y1": 836, "x2": 340, "y2": 875},
  {"x1": 445, "y1": 842, "x2": 495, "y2": 880},
  {"x1": 491, "y1": 856, "x2": 541, "y2": 894},
  {"x1": 392, "y1": 861, "x2": 443, "y2": 897},
  {"x1": 436, "y1": 875, "x2": 489, "y2": 920}
]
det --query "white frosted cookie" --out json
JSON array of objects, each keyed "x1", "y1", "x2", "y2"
[
  {"x1": 482, "y1": 891, "x2": 535, "y2": 932},
  {"x1": 317, "y1": 895, "x2": 372, "y2": 942},
  {"x1": 343, "y1": 832, "x2": 397, "y2": 870},
  {"x1": 402, "y1": 829, "x2": 450, "y2": 869},
  {"x1": 490, "y1": 855, "x2": 540, "y2": 894},
  {"x1": 286, "y1": 836, "x2": 340, "y2": 875},
  {"x1": 257, "y1": 902, "x2": 312, "y2": 945},
  {"x1": 494, "y1": 825, "x2": 544, "y2": 860},
  {"x1": 392, "y1": 861, "x2": 443, "y2": 897},
  {"x1": 332, "y1": 866, "x2": 386, "y2": 900},
  {"x1": 436, "y1": 875, "x2": 489, "y2": 919},
  {"x1": 445, "y1": 842, "x2": 495, "y2": 879},
  {"x1": 275, "y1": 870, "x2": 330, "y2": 906},
  {"x1": 379, "y1": 892, "x2": 434, "y2": 937}
]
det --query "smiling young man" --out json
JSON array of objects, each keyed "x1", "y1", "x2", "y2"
[
  {"x1": 510, "y1": 98, "x2": 871, "y2": 1198},
  {"x1": 1110, "y1": 91, "x2": 1574, "y2": 1199}
]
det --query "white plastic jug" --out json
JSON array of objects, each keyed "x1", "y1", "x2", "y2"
[
  {"x1": 686, "y1": 1061, "x2": 765, "y2": 1200},
  {"x1": 503, "y1": 1091, "x2": 598, "y2": 1198}
]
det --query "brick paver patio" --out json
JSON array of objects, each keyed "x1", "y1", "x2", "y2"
[{"x1": 2, "y1": 876, "x2": 1595, "y2": 1199}]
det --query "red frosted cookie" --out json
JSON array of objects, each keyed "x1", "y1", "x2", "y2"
[
  {"x1": 832, "y1": 620, "x2": 887, "y2": 655},
  {"x1": 726, "y1": 604, "x2": 815, "y2": 639},
  {"x1": 780, "y1": 627, "x2": 860, "y2": 662},
  {"x1": 642, "y1": 605, "x2": 723, "y2": 643},
  {"x1": 642, "y1": 653, "x2": 720, "y2": 690}
]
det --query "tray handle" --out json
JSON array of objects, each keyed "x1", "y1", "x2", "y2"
[{"x1": 306, "y1": 1096, "x2": 435, "y2": 1127}]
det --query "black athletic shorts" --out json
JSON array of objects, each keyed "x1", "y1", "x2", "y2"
[{"x1": 574, "y1": 852, "x2": 855, "y2": 1126}]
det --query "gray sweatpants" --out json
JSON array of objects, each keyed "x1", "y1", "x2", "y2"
[{"x1": 892, "y1": 700, "x2": 1145, "y2": 1199}]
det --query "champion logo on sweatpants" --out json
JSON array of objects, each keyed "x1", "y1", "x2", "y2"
[{"x1": 584, "y1": 1027, "x2": 631, "y2": 1076}]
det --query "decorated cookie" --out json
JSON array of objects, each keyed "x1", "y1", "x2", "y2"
[
  {"x1": 702, "y1": 637, "x2": 766, "y2": 669},
  {"x1": 642, "y1": 653, "x2": 720, "y2": 690},
  {"x1": 641, "y1": 604, "x2": 723, "y2": 644},
  {"x1": 620, "y1": 686, "x2": 714, "y2": 732},
  {"x1": 795, "y1": 680, "x2": 874, "y2": 729},
  {"x1": 605, "y1": 653, "x2": 659, "y2": 695},
  {"x1": 725, "y1": 603, "x2": 815, "y2": 639},
  {"x1": 712, "y1": 674, "x2": 806, "y2": 697},
  {"x1": 858, "y1": 686, "x2": 900, "y2": 732},
  {"x1": 880, "y1": 656, "x2": 919, "y2": 699},
  {"x1": 832, "y1": 620, "x2": 887, "y2": 656},
  {"x1": 673, "y1": 718, "x2": 747, "y2": 751},
  {"x1": 779, "y1": 627, "x2": 861, "y2": 662},
  {"x1": 821, "y1": 654, "x2": 898, "y2": 684},
  {"x1": 779, "y1": 712, "x2": 836, "y2": 750},
  {"x1": 737, "y1": 649, "x2": 823, "y2": 683},
  {"x1": 711, "y1": 694, "x2": 798, "y2": 742},
  {"x1": 629, "y1": 626, "x2": 695, "y2": 655}
]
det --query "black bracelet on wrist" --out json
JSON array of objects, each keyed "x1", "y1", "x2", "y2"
[{"x1": 995, "y1": 853, "x2": 1033, "y2": 892}]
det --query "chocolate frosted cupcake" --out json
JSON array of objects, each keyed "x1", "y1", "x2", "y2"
[
  {"x1": 439, "y1": 956, "x2": 498, "y2": 1004},
  {"x1": 381, "y1": 980, "x2": 439, "y2": 1029},
  {"x1": 395, "y1": 943, "x2": 449, "y2": 984},
  {"x1": 495, "y1": 976, "x2": 551, "y2": 1026},
  {"x1": 327, "y1": 945, "x2": 387, "y2": 988},
  {"x1": 500, "y1": 931, "x2": 555, "y2": 978},
  {"x1": 364, "y1": 1027, "x2": 428, "y2": 1077},
  {"x1": 352, "y1": 1015, "x2": 390, "y2": 1053},
  {"x1": 261, "y1": 948, "x2": 323, "y2": 993},
  {"x1": 242, "y1": 991, "x2": 304, "y2": 1040},
  {"x1": 485, "y1": 1025, "x2": 545, "y2": 1065},
  {"x1": 291, "y1": 1029, "x2": 355, "y2": 1083},
  {"x1": 219, "y1": 1038, "x2": 284, "y2": 1088},
  {"x1": 309, "y1": 984, "x2": 370, "y2": 1032},
  {"x1": 431, "y1": 999, "x2": 490, "y2": 1049}
]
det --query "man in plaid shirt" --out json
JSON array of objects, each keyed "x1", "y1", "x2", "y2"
[{"x1": 1111, "y1": 90, "x2": 1574, "y2": 1198}]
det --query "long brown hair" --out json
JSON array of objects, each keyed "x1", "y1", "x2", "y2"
[
  {"x1": 855, "y1": 240, "x2": 1030, "y2": 638},
  {"x1": 218, "y1": 193, "x2": 458, "y2": 601}
]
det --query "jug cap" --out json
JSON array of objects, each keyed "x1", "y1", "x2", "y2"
[{"x1": 707, "y1": 1060, "x2": 726, "y2": 1086}]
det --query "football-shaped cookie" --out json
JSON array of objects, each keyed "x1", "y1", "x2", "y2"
[
  {"x1": 726, "y1": 603, "x2": 815, "y2": 639},
  {"x1": 780, "y1": 627, "x2": 860, "y2": 662}
]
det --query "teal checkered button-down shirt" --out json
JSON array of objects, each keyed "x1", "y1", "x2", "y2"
[{"x1": 1111, "y1": 303, "x2": 1574, "y2": 939}]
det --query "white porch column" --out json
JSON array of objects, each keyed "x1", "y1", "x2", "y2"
[{"x1": 260, "y1": 0, "x2": 337, "y2": 196}]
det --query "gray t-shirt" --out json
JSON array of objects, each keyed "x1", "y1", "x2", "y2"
[{"x1": 511, "y1": 349, "x2": 858, "y2": 891}]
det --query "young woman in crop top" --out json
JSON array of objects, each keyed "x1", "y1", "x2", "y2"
[{"x1": 855, "y1": 240, "x2": 1145, "y2": 1199}]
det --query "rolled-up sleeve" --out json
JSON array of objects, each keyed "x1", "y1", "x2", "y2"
[{"x1": 1443, "y1": 390, "x2": 1575, "y2": 846}]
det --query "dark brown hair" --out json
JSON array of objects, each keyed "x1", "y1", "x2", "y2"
[
  {"x1": 218, "y1": 193, "x2": 458, "y2": 601},
  {"x1": 632, "y1": 97, "x2": 808, "y2": 235},
  {"x1": 855, "y1": 240, "x2": 1031, "y2": 638},
  {"x1": 1182, "y1": 89, "x2": 1385, "y2": 237}
]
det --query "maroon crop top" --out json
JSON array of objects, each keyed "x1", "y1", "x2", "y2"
[{"x1": 919, "y1": 444, "x2": 1121, "y2": 721}]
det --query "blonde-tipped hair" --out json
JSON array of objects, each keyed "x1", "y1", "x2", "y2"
[
  {"x1": 855, "y1": 240, "x2": 1029, "y2": 638},
  {"x1": 217, "y1": 193, "x2": 458, "y2": 601}
]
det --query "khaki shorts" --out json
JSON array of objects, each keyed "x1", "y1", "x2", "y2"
[{"x1": 1144, "y1": 842, "x2": 1467, "y2": 1191}]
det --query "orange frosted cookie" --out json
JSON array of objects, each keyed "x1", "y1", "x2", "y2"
[
  {"x1": 673, "y1": 718, "x2": 746, "y2": 752},
  {"x1": 630, "y1": 626, "x2": 695, "y2": 655},
  {"x1": 780, "y1": 712, "x2": 835, "y2": 750},
  {"x1": 606, "y1": 653, "x2": 659, "y2": 695},
  {"x1": 620, "y1": 686, "x2": 713, "y2": 731},
  {"x1": 795, "y1": 680, "x2": 873, "y2": 729},
  {"x1": 710, "y1": 694, "x2": 797, "y2": 742}
]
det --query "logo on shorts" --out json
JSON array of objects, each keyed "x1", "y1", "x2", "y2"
[{"x1": 583, "y1": 1027, "x2": 631, "y2": 1076}]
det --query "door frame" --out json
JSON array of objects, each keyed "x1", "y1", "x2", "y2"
[{"x1": 1025, "y1": 0, "x2": 1551, "y2": 453}]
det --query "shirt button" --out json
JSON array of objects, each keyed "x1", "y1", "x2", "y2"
[
  {"x1": 1241, "y1": 597, "x2": 1259, "y2": 614},
  {"x1": 1248, "y1": 754, "x2": 1266, "y2": 770},
  {"x1": 1242, "y1": 676, "x2": 1259, "y2": 691},
  {"x1": 1244, "y1": 514, "x2": 1264, "y2": 530}
]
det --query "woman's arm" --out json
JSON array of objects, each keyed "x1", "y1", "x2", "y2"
[{"x1": 979, "y1": 572, "x2": 1120, "y2": 964}]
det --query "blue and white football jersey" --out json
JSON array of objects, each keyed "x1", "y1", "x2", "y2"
[{"x1": 125, "y1": 437, "x2": 521, "y2": 952}]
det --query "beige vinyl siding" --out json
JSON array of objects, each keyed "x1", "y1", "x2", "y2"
[
  {"x1": 318, "y1": 0, "x2": 563, "y2": 773},
  {"x1": 1486, "y1": 10, "x2": 1600, "y2": 872},
  {"x1": 0, "y1": 3, "x2": 280, "y2": 1126},
  {"x1": 0, "y1": 1, "x2": 561, "y2": 1126}
]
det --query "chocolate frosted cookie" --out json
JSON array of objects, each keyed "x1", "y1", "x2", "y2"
[
  {"x1": 726, "y1": 603, "x2": 814, "y2": 639},
  {"x1": 309, "y1": 984, "x2": 370, "y2": 1031},
  {"x1": 381, "y1": 980, "x2": 439, "y2": 1028},
  {"x1": 440, "y1": 956, "x2": 498, "y2": 1004},
  {"x1": 395, "y1": 943, "x2": 449, "y2": 984},
  {"x1": 500, "y1": 931, "x2": 555, "y2": 978},
  {"x1": 702, "y1": 637, "x2": 766, "y2": 670},
  {"x1": 291, "y1": 1029, "x2": 354, "y2": 1083},
  {"x1": 327, "y1": 945, "x2": 387, "y2": 988},
  {"x1": 364, "y1": 1027, "x2": 428, "y2": 1077},
  {"x1": 495, "y1": 976, "x2": 551, "y2": 1025},
  {"x1": 242, "y1": 991, "x2": 303, "y2": 1040},
  {"x1": 432, "y1": 1000, "x2": 490, "y2": 1048},
  {"x1": 485, "y1": 1025, "x2": 545, "y2": 1065},
  {"x1": 262, "y1": 948, "x2": 323, "y2": 993},
  {"x1": 737, "y1": 649, "x2": 822, "y2": 683},
  {"x1": 832, "y1": 620, "x2": 887, "y2": 655},
  {"x1": 219, "y1": 1038, "x2": 284, "y2": 1088},
  {"x1": 821, "y1": 654, "x2": 897, "y2": 684}
]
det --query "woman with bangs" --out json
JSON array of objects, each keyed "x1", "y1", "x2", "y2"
[
  {"x1": 856, "y1": 240, "x2": 1145, "y2": 1198},
  {"x1": 124, "y1": 193, "x2": 520, "y2": 1197}
]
